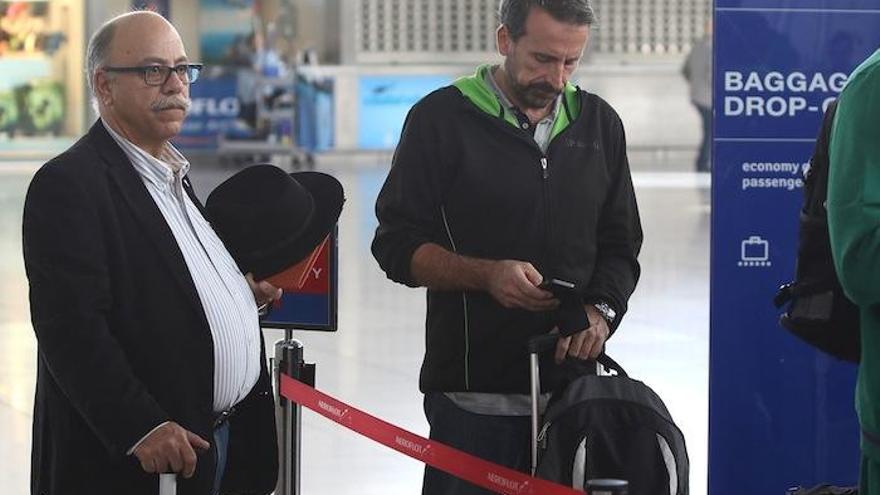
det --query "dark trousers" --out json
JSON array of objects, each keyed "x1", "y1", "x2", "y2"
[
  {"x1": 422, "y1": 392, "x2": 531, "y2": 495},
  {"x1": 695, "y1": 103, "x2": 712, "y2": 172}
]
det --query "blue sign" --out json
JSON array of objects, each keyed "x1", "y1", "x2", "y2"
[
  {"x1": 358, "y1": 75, "x2": 450, "y2": 149},
  {"x1": 710, "y1": 2, "x2": 880, "y2": 493},
  {"x1": 174, "y1": 75, "x2": 240, "y2": 150}
]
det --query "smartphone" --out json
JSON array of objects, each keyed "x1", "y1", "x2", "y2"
[{"x1": 539, "y1": 277, "x2": 577, "y2": 297}]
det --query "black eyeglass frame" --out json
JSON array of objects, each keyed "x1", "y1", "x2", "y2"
[{"x1": 102, "y1": 63, "x2": 204, "y2": 86}]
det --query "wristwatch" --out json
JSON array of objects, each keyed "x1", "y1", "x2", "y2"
[{"x1": 592, "y1": 301, "x2": 617, "y2": 325}]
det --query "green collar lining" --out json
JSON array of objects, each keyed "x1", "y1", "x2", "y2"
[{"x1": 453, "y1": 64, "x2": 581, "y2": 141}]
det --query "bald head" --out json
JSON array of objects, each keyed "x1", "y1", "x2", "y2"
[
  {"x1": 86, "y1": 11, "x2": 184, "y2": 99},
  {"x1": 87, "y1": 11, "x2": 192, "y2": 157}
]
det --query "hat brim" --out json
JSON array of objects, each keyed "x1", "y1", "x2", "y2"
[{"x1": 248, "y1": 171, "x2": 344, "y2": 280}]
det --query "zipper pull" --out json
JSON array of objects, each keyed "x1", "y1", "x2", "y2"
[
  {"x1": 540, "y1": 157, "x2": 548, "y2": 179},
  {"x1": 537, "y1": 421, "x2": 551, "y2": 448}
]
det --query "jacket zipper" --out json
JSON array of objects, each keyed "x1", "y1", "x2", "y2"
[
  {"x1": 539, "y1": 156, "x2": 559, "y2": 337},
  {"x1": 540, "y1": 156, "x2": 552, "y2": 266}
]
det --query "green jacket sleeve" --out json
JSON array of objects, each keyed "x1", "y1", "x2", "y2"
[{"x1": 827, "y1": 59, "x2": 880, "y2": 306}]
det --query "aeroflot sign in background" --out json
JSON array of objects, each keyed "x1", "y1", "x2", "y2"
[{"x1": 710, "y1": 1, "x2": 880, "y2": 494}]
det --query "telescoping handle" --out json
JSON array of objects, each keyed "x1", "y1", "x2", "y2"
[
  {"x1": 159, "y1": 473, "x2": 176, "y2": 495},
  {"x1": 528, "y1": 337, "x2": 544, "y2": 476},
  {"x1": 527, "y1": 334, "x2": 559, "y2": 355},
  {"x1": 527, "y1": 334, "x2": 564, "y2": 475},
  {"x1": 526, "y1": 334, "x2": 628, "y2": 476},
  {"x1": 527, "y1": 334, "x2": 626, "y2": 376}
]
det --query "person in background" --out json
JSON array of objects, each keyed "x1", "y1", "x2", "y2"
[
  {"x1": 371, "y1": 0, "x2": 642, "y2": 493},
  {"x1": 682, "y1": 20, "x2": 713, "y2": 173},
  {"x1": 22, "y1": 11, "x2": 280, "y2": 495},
  {"x1": 827, "y1": 47, "x2": 880, "y2": 495}
]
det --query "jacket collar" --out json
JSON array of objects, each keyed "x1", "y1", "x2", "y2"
[
  {"x1": 88, "y1": 120, "x2": 207, "y2": 322},
  {"x1": 452, "y1": 64, "x2": 581, "y2": 141}
]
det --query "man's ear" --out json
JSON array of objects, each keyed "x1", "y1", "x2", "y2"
[
  {"x1": 94, "y1": 70, "x2": 114, "y2": 107},
  {"x1": 497, "y1": 24, "x2": 511, "y2": 56}
]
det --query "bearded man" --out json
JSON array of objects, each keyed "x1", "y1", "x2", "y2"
[{"x1": 371, "y1": 0, "x2": 643, "y2": 493}]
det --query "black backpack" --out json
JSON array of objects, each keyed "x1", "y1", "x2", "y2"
[
  {"x1": 774, "y1": 100, "x2": 861, "y2": 363},
  {"x1": 535, "y1": 356, "x2": 689, "y2": 494}
]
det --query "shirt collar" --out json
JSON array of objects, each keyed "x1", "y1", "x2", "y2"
[
  {"x1": 101, "y1": 118, "x2": 190, "y2": 188},
  {"x1": 484, "y1": 66, "x2": 561, "y2": 125}
]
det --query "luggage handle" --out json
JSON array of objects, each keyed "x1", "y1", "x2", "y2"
[
  {"x1": 527, "y1": 334, "x2": 560, "y2": 354},
  {"x1": 527, "y1": 333, "x2": 626, "y2": 477},
  {"x1": 159, "y1": 473, "x2": 176, "y2": 495},
  {"x1": 527, "y1": 335, "x2": 561, "y2": 476},
  {"x1": 526, "y1": 334, "x2": 627, "y2": 377}
]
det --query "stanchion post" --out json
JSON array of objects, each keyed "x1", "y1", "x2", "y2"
[{"x1": 274, "y1": 337, "x2": 304, "y2": 495}]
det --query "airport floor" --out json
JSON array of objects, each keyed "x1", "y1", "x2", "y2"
[{"x1": 0, "y1": 151, "x2": 710, "y2": 495}]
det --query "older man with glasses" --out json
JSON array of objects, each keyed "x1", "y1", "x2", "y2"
[{"x1": 22, "y1": 11, "x2": 281, "y2": 495}]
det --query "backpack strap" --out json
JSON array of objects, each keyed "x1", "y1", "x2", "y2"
[
  {"x1": 597, "y1": 354, "x2": 628, "y2": 377},
  {"x1": 775, "y1": 281, "x2": 836, "y2": 308}
]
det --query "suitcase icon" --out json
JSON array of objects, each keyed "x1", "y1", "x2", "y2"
[{"x1": 741, "y1": 236, "x2": 769, "y2": 262}]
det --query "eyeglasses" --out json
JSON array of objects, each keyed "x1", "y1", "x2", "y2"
[{"x1": 102, "y1": 63, "x2": 204, "y2": 86}]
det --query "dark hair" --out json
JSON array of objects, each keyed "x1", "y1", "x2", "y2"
[{"x1": 499, "y1": 0, "x2": 596, "y2": 40}]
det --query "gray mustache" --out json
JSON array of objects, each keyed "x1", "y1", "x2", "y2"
[{"x1": 151, "y1": 97, "x2": 192, "y2": 112}]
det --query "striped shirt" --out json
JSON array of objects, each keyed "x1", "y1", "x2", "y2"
[{"x1": 103, "y1": 120, "x2": 261, "y2": 414}]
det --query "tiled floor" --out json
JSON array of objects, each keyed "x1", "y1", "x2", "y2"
[{"x1": 0, "y1": 155, "x2": 710, "y2": 494}]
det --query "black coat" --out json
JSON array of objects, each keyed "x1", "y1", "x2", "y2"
[
  {"x1": 372, "y1": 85, "x2": 643, "y2": 394},
  {"x1": 22, "y1": 122, "x2": 278, "y2": 495}
]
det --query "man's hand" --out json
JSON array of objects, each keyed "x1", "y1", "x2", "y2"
[
  {"x1": 409, "y1": 245, "x2": 558, "y2": 312},
  {"x1": 486, "y1": 260, "x2": 559, "y2": 312},
  {"x1": 554, "y1": 305, "x2": 610, "y2": 363},
  {"x1": 133, "y1": 422, "x2": 210, "y2": 478},
  {"x1": 245, "y1": 273, "x2": 283, "y2": 308}
]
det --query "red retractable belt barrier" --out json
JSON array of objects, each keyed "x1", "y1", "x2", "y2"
[{"x1": 280, "y1": 374, "x2": 584, "y2": 495}]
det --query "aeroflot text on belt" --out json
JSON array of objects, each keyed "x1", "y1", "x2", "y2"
[{"x1": 722, "y1": 71, "x2": 848, "y2": 117}]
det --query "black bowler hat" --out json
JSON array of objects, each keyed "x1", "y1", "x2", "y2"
[{"x1": 205, "y1": 164, "x2": 344, "y2": 281}]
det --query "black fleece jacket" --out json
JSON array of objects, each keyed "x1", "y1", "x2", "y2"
[{"x1": 372, "y1": 84, "x2": 642, "y2": 394}]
